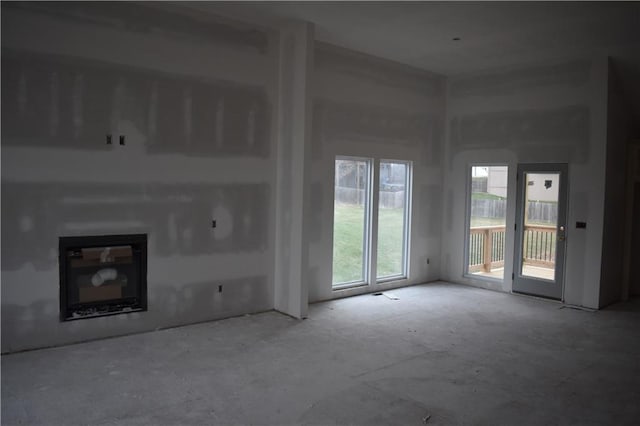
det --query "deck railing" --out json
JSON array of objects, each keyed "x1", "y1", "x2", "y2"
[
  {"x1": 469, "y1": 226, "x2": 506, "y2": 273},
  {"x1": 468, "y1": 224, "x2": 556, "y2": 273},
  {"x1": 522, "y1": 225, "x2": 556, "y2": 267}
]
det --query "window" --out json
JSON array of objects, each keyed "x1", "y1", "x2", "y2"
[
  {"x1": 466, "y1": 165, "x2": 508, "y2": 280},
  {"x1": 332, "y1": 157, "x2": 372, "y2": 287},
  {"x1": 377, "y1": 161, "x2": 411, "y2": 280},
  {"x1": 332, "y1": 157, "x2": 412, "y2": 289}
]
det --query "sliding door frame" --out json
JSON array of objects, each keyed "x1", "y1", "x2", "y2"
[{"x1": 332, "y1": 156, "x2": 374, "y2": 289}]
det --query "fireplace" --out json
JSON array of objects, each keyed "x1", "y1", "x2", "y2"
[{"x1": 59, "y1": 234, "x2": 147, "y2": 321}]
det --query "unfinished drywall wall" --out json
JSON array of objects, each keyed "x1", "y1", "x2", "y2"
[
  {"x1": 1, "y1": 2, "x2": 277, "y2": 352},
  {"x1": 443, "y1": 57, "x2": 609, "y2": 309},
  {"x1": 631, "y1": 180, "x2": 640, "y2": 296},
  {"x1": 273, "y1": 21, "x2": 314, "y2": 318},
  {"x1": 599, "y1": 61, "x2": 633, "y2": 307},
  {"x1": 308, "y1": 43, "x2": 446, "y2": 302}
]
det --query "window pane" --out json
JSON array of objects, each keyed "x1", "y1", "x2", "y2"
[
  {"x1": 467, "y1": 166, "x2": 508, "y2": 279},
  {"x1": 377, "y1": 161, "x2": 410, "y2": 279},
  {"x1": 332, "y1": 158, "x2": 371, "y2": 286},
  {"x1": 520, "y1": 172, "x2": 559, "y2": 280}
]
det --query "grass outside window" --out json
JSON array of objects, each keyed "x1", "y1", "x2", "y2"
[{"x1": 332, "y1": 204, "x2": 404, "y2": 284}]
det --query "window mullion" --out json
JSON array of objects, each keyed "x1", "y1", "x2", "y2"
[{"x1": 368, "y1": 158, "x2": 380, "y2": 285}]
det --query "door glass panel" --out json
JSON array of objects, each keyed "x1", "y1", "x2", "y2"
[
  {"x1": 520, "y1": 172, "x2": 559, "y2": 280},
  {"x1": 332, "y1": 158, "x2": 371, "y2": 287},
  {"x1": 467, "y1": 166, "x2": 508, "y2": 279},
  {"x1": 377, "y1": 161, "x2": 410, "y2": 280}
]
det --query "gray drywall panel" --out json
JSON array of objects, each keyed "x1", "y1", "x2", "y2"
[
  {"x1": 3, "y1": 2, "x2": 270, "y2": 54},
  {"x1": 632, "y1": 182, "x2": 640, "y2": 296},
  {"x1": 448, "y1": 60, "x2": 591, "y2": 99},
  {"x1": 314, "y1": 44, "x2": 443, "y2": 115},
  {"x1": 1, "y1": 182, "x2": 270, "y2": 271},
  {"x1": 1, "y1": 3, "x2": 278, "y2": 352},
  {"x1": 273, "y1": 21, "x2": 314, "y2": 318},
  {"x1": 423, "y1": 184, "x2": 443, "y2": 239},
  {"x1": 313, "y1": 98, "x2": 438, "y2": 151},
  {"x1": 599, "y1": 62, "x2": 633, "y2": 307},
  {"x1": 2, "y1": 50, "x2": 271, "y2": 158},
  {"x1": 2, "y1": 274, "x2": 271, "y2": 353},
  {"x1": 1, "y1": 5, "x2": 272, "y2": 87},
  {"x1": 449, "y1": 106, "x2": 590, "y2": 164}
]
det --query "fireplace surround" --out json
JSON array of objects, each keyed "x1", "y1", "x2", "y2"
[{"x1": 59, "y1": 234, "x2": 147, "y2": 321}]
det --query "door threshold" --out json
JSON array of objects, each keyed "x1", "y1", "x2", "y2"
[{"x1": 511, "y1": 290, "x2": 562, "y2": 303}]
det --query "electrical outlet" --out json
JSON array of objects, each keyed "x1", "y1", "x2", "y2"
[
  {"x1": 427, "y1": 258, "x2": 430, "y2": 265},
  {"x1": 106, "y1": 134, "x2": 112, "y2": 144},
  {"x1": 119, "y1": 135, "x2": 125, "y2": 145},
  {"x1": 218, "y1": 285, "x2": 223, "y2": 293},
  {"x1": 211, "y1": 220, "x2": 216, "y2": 228}
]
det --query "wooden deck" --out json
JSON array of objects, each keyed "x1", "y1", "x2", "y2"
[
  {"x1": 469, "y1": 224, "x2": 556, "y2": 281},
  {"x1": 472, "y1": 263, "x2": 555, "y2": 281}
]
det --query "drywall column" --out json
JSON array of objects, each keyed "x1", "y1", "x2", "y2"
[
  {"x1": 579, "y1": 56, "x2": 609, "y2": 309},
  {"x1": 599, "y1": 60, "x2": 632, "y2": 307},
  {"x1": 274, "y1": 21, "x2": 314, "y2": 318},
  {"x1": 622, "y1": 140, "x2": 640, "y2": 299}
]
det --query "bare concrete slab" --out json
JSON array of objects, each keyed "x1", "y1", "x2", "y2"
[{"x1": 2, "y1": 282, "x2": 639, "y2": 425}]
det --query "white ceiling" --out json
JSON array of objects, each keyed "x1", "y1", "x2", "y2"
[{"x1": 180, "y1": 1, "x2": 640, "y2": 118}]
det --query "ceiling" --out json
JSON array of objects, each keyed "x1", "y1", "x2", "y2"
[{"x1": 178, "y1": 1, "x2": 640, "y2": 119}]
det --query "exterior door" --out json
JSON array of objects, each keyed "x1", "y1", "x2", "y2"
[{"x1": 513, "y1": 164, "x2": 568, "y2": 300}]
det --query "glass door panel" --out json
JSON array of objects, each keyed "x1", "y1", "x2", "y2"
[
  {"x1": 466, "y1": 166, "x2": 508, "y2": 280},
  {"x1": 377, "y1": 161, "x2": 410, "y2": 280},
  {"x1": 520, "y1": 172, "x2": 560, "y2": 280},
  {"x1": 332, "y1": 157, "x2": 372, "y2": 287},
  {"x1": 513, "y1": 164, "x2": 567, "y2": 300}
]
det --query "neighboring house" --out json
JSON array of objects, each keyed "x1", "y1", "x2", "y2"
[
  {"x1": 525, "y1": 174, "x2": 560, "y2": 202},
  {"x1": 484, "y1": 168, "x2": 558, "y2": 202},
  {"x1": 486, "y1": 166, "x2": 508, "y2": 198}
]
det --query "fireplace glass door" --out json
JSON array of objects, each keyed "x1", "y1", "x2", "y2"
[{"x1": 59, "y1": 234, "x2": 147, "y2": 320}]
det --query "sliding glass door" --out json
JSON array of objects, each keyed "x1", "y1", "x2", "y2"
[
  {"x1": 332, "y1": 157, "x2": 412, "y2": 289},
  {"x1": 377, "y1": 160, "x2": 411, "y2": 281},
  {"x1": 332, "y1": 157, "x2": 372, "y2": 287}
]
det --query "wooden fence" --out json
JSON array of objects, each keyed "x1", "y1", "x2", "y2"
[
  {"x1": 471, "y1": 199, "x2": 557, "y2": 223},
  {"x1": 335, "y1": 187, "x2": 405, "y2": 209}
]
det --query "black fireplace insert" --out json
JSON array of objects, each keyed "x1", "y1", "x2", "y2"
[{"x1": 59, "y1": 234, "x2": 147, "y2": 321}]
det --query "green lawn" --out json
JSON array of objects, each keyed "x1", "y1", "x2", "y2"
[
  {"x1": 471, "y1": 192, "x2": 506, "y2": 201},
  {"x1": 377, "y1": 207, "x2": 406, "y2": 278},
  {"x1": 332, "y1": 204, "x2": 405, "y2": 285}
]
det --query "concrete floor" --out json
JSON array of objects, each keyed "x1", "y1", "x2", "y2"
[{"x1": 2, "y1": 282, "x2": 640, "y2": 425}]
